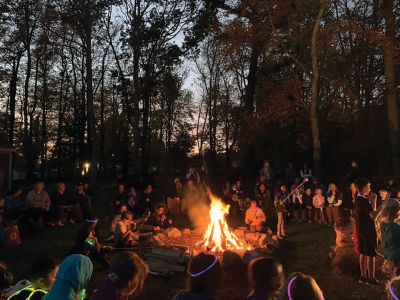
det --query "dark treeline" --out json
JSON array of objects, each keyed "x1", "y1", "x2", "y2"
[{"x1": 0, "y1": 0, "x2": 399, "y2": 183}]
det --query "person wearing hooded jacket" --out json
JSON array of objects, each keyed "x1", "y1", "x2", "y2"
[{"x1": 43, "y1": 254, "x2": 93, "y2": 300}]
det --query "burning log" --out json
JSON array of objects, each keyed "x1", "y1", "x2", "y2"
[{"x1": 197, "y1": 192, "x2": 250, "y2": 253}]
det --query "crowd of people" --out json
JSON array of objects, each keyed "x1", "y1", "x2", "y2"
[{"x1": 1, "y1": 159, "x2": 400, "y2": 299}]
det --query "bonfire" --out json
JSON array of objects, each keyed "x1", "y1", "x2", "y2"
[{"x1": 198, "y1": 192, "x2": 249, "y2": 253}]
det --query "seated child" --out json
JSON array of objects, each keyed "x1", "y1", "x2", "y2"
[
  {"x1": 5, "y1": 256, "x2": 59, "y2": 300},
  {"x1": 107, "y1": 205, "x2": 128, "y2": 241},
  {"x1": 150, "y1": 205, "x2": 173, "y2": 232},
  {"x1": 70, "y1": 218, "x2": 112, "y2": 269},
  {"x1": 247, "y1": 257, "x2": 284, "y2": 300},
  {"x1": 279, "y1": 272, "x2": 324, "y2": 300},
  {"x1": 92, "y1": 252, "x2": 149, "y2": 300},
  {"x1": 245, "y1": 200, "x2": 266, "y2": 233},
  {"x1": 0, "y1": 261, "x2": 14, "y2": 296},
  {"x1": 334, "y1": 209, "x2": 354, "y2": 249},
  {"x1": 381, "y1": 206, "x2": 400, "y2": 276},
  {"x1": 387, "y1": 276, "x2": 400, "y2": 300},
  {"x1": 172, "y1": 253, "x2": 222, "y2": 300},
  {"x1": 43, "y1": 254, "x2": 93, "y2": 300},
  {"x1": 114, "y1": 212, "x2": 140, "y2": 248}
]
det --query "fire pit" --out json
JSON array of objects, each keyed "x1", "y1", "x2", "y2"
[{"x1": 143, "y1": 191, "x2": 278, "y2": 275}]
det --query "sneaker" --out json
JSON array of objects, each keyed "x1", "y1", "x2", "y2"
[
  {"x1": 57, "y1": 221, "x2": 64, "y2": 227},
  {"x1": 69, "y1": 219, "x2": 76, "y2": 224},
  {"x1": 359, "y1": 276, "x2": 368, "y2": 284},
  {"x1": 47, "y1": 222, "x2": 56, "y2": 227},
  {"x1": 367, "y1": 278, "x2": 380, "y2": 285}
]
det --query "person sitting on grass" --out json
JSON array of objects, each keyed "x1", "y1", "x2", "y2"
[
  {"x1": 4, "y1": 186, "x2": 25, "y2": 220},
  {"x1": 26, "y1": 181, "x2": 52, "y2": 227},
  {"x1": 70, "y1": 217, "x2": 112, "y2": 269},
  {"x1": 74, "y1": 182, "x2": 94, "y2": 221},
  {"x1": 247, "y1": 257, "x2": 284, "y2": 300},
  {"x1": 172, "y1": 253, "x2": 222, "y2": 300},
  {"x1": 92, "y1": 252, "x2": 148, "y2": 300},
  {"x1": 245, "y1": 200, "x2": 266, "y2": 233},
  {"x1": 330, "y1": 209, "x2": 355, "y2": 275},
  {"x1": 114, "y1": 211, "x2": 139, "y2": 248},
  {"x1": 279, "y1": 272, "x2": 324, "y2": 300},
  {"x1": 387, "y1": 276, "x2": 400, "y2": 300},
  {"x1": 333, "y1": 209, "x2": 354, "y2": 250},
  {"x1": 43, "y1": 254, "x2": 93, "y2": 300},
  {"x1": 381, "y1": 206, "x2": 400, "y2": 276},
  {"x1": 151, "y1": 204, "x2": 173, "y2": 232},
  {"x1": 50, "y1": 182, "x2": 75, "y2": 226},
  {"x1": 0, "y1": 261, "x2": 14, "y2": 295},
  {"x1": 112, "y1": 183, "x2": 127, "y2": 214},
  {"x1": 107, "y1": 205, "x2": 128, "y2": 242},
  {"x1": 6, "y1": 256, "x2": 59, "y2": 300},
  {"x1": 218, "y1": 251, "x2": 247, "y2": 300}
]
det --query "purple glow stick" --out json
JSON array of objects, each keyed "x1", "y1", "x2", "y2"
[{"x1": 190, "y1": 257, "x2": 218, "y2": 278}]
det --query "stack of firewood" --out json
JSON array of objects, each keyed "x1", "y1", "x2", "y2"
[{"x1": 144, "y1": 247, "x2": 190, "y2": 276}]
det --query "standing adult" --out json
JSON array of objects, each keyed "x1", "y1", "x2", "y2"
[
  {"x1": 228, "y1": 161, "x2": 245, "y2": 184},
  {"x1": 259, "y1": 161, "x2": 274, "y2": 186},
  {"x1": 348, "y1": 160, "x2": 361, "y2": 183},
  {"x1": 353, "y1": 178, "x2": 379, "y2": 285},
  {"x1": 284, "y1": 162, "x2": 298, "y2": 187},
  {"x1": 167, "y1": 179, "x2": 184, "y2": 215},
  {"x1": 300, "y1": 163, "x2": 312, "y2": 181}
]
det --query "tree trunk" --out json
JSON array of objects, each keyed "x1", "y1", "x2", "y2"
[
  {"x1": 383, "y1": 0, "x2": 399, "y2": 179},
  {"x1": 310, "y1": 1, "x2": 329, "y2": 177},
  {"x1": 84, "y1": 26, "x2": 98, "y2": 184},
  {"x1": 132, "y1": 0, "x2": 141, "y2": 174},
  {"x1": 8, "y1": 54, "x2": 22, "y2": 147},
  {"x1": 99, "y1": 48, "x2": 107, "y2": 175},
  {"x1": 23, "y1": 44, "x2": 33, "y2": 179},
  {"x1": 141, "y1": 82, "x2": 151, "y2": 174},
  {"x1": 41, "y1": 62, "x2": 49, "y2": 179},
  {"x1": 243, "y1": 45, "x2": 260, "y2": 114}
]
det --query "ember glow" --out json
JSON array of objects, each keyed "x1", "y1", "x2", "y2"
[{"x1": 198, "y1": 192, "x2": 249, "y2": 252}]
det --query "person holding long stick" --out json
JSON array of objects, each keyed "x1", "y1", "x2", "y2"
[{"x1": 274, "y1": 183, "x2": 287, "y2": 240}]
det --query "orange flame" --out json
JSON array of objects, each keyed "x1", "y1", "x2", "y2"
[{"x1": 198, "y1": 192, "x2": 248, "y2": 252}]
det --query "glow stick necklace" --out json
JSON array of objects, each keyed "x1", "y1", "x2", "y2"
[
  {"x1": 190, "y1": 257, "x2": 218, "y2": 278},
  {"x1": 389, "y1": 282, "x2": 400, "y2": 300}
]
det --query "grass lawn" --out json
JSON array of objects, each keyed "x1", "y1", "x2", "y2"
[{"x1": 0, "y1": 182, "x2": 390, "y2": 300}]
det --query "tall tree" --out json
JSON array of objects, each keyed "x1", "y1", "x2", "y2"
[{"x1": 383, "y1": 0, "x2": 399, "y2": 179}]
